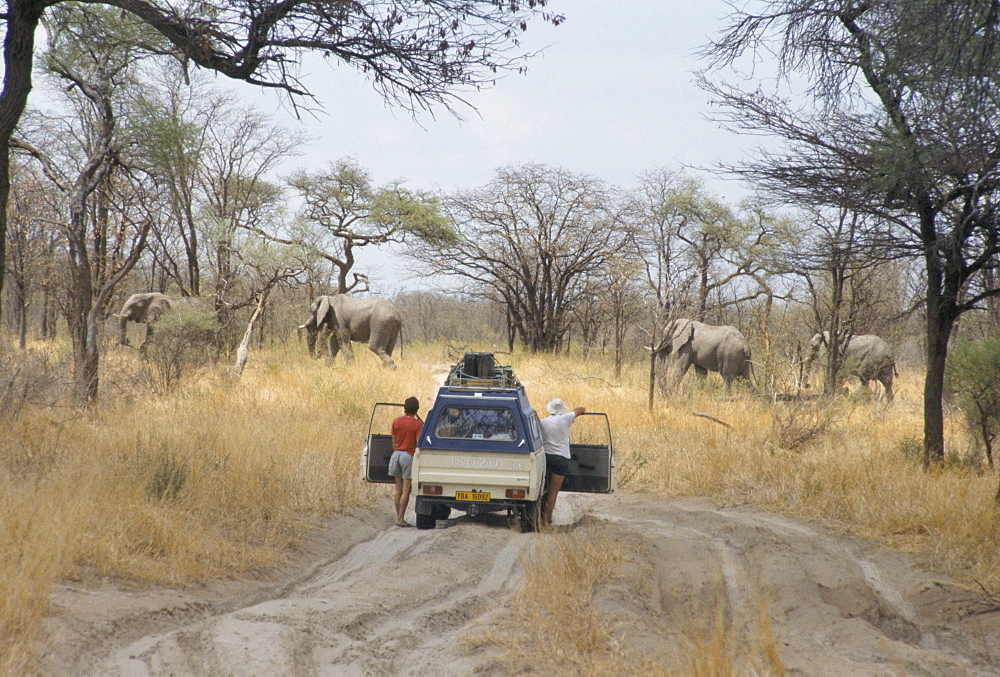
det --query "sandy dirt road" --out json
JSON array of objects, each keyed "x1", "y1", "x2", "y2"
[{"x1": 42, "y1": 491, "x2": 1000, "y2": 675}]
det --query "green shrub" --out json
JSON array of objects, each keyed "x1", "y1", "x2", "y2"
[
  {"x1": 945, "y1": 337, "x2": 1000, "y2": 468},
  {"x1": 144, "y1": 306, "x2": 219, "y2": 389}
]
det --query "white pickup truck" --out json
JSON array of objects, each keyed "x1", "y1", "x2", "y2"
[{"x1": 361, "y1": 353, "x2": 615, "y2": 530}]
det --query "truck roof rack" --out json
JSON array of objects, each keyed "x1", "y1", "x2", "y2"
[{"x1": 445, "y1": 353, "x2": 522, "y2": 391}]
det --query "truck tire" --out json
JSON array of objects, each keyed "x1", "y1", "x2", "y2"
[
  {"x1": 415, "y1": 512, "x2": 436, "y2": 530},
  {"x1": 518, "y1": 501, "x2": 542, "y2": 533},
  {"x1": 431, "y1": 504, "x2": 451, "y2": 520}
]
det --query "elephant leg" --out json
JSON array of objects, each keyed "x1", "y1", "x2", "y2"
[
  {"x1": 338, "y1": 331, "x2": 355, "y2": 362},
  {"x1": 671, "y1": 355, "x2": 693, "y2": 390},
  {"x1": 370, "y1": 343, "x2": 397, "y2": 369},
  {"x1": 139, "y1": 325, "x2": 152, "y2": 359},
  {"x1": 859, "y1": 377, "x2": 871, "y2": 392},
  {"x1": 384, "y1": 330, "x2": 398, "y2": 359},
  {"x1": 327, "y1": 331, "x2": 340, "y2": 360},
  {"x1": 722, "y1": 372, "x2": 733, "y2": 393},
  {"x1": 883, "y1": 378, "x2": 894, "y2": 402}
]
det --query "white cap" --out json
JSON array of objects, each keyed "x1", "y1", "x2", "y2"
[{"x1": 546, "y1": 398, "x2": 567, "y2": 415}]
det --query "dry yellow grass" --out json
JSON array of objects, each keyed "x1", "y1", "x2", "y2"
[
  {"x1": 468, "y1": 528, "x2": 635, "y2": 674},
  {"x1": 2, "y1": 339, "x2": 999, "y2": 673}
]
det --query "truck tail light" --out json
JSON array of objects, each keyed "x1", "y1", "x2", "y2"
[
  {"x1": 506, "y1": 489, "x2": 526, "y2": 499},
  {"x1": 424, "y1": 485, "x2": 443, "y2": 495}
]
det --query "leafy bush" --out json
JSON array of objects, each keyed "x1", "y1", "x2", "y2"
[
  {"x1": 144, "y1": 305, "x2": 219, "y2": 389},
  {"x1": 945, "y1": 338, "x2": 1000, "y2": 468}
]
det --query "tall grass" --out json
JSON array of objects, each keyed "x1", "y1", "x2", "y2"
[
  {"x1": 2, "y1": 339, "x2": 999, "y2": 672},
  {"x1": 468, "y1": 528, "x2": 638, "y2": 674}
]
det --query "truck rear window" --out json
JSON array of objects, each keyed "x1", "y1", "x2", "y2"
[{"x1": 434, "y1": 407, "x2": 518, "y2": 441}]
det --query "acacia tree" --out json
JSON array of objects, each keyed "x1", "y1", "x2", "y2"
[
  {"x1": 284, "y1": 158, "x2": 454, "y2": 294},
  {"x1": 702, "y1": 1, "x2": 1000, "y2": 463},
  {"x1": 0, "y1": 0, "x2": 564, "y2": 328},
  {"x1": 413, "y1": 164, "x2": 634, "y2": 353}
]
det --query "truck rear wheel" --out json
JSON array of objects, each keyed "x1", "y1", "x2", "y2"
[
  {"x1": 415, "y1": 512, "x2": 436, "y2": 529},
  {"x1": 518, "y1": 501, "x2": 542, "y2": 532}
]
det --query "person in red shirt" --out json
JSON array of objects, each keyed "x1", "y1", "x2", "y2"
[{"x1": 389, "y1": 396, "x2": 422, "y2": 527}]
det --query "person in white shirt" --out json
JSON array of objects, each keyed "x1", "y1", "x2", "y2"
[{"x1": 539, "y1": 397, "x2": 586, "y2": 526}]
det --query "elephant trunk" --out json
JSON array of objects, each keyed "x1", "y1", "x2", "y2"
[
  {"x1": 653, "y1": 335, "x2": 672, "y2": 359},
  {"x1": 802, "y1": 348, "x2": 819, "y2": 388},
  {"x1": 116, "y1": 314, "x2": 129, "y2": 346},
  {"x1": 305, "y1": 325, "x2": 319, "y2": 357}
]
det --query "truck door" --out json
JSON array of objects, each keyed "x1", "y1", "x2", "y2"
[
  {"x1": 361, "y1": 402, "x2": 404, "y2": 484},
  {"x1": 562, "y1": 412, "x2": 616, "y2": 493}
]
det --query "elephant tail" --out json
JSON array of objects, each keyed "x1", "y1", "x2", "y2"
[{"x1": 746, "y1": 358, "x2": 764, "y2": 391}]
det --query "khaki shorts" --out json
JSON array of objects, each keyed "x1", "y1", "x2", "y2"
[{"x1": 388, "y1": 450, "x2": 413, "y2": 480}]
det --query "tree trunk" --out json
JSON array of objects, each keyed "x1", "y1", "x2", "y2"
[
  {"x1": 922, "y1": 214, "x2": 957, "y2": 465},
  {"x1": 0, "y1": 3, "x2": 45, "y2": 327},
  {"x1": 68, "y1": 236, "x2": 99, "y2": 403},
  {"x1": 234, "y1": 287, "x2": 272, "y2": 376},
  {"x1": 41, "y1": 283, "x2": 54, "y2": 339},
  {"x1": 15, "y1": 279, "x2": 27, "y2": 349}
]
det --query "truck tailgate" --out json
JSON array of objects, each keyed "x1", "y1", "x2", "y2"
[{"x1": 414, "y1": 448, "x2": 544, "y2": 500}]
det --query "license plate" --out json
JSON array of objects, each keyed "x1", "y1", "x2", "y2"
[{"x1": 455, "y1": 491, "x2": 490, "y2": 502}]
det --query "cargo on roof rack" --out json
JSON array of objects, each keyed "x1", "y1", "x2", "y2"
[{"x1": 445, "y1": 353, "x2": 521, "y2": 391}]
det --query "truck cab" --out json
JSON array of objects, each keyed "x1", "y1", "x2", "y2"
[{"x1": 361, "y1": 353, "x2": 615, "y2": 530}]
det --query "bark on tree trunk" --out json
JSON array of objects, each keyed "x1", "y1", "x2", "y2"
[
  {"x1": 921, "y1": 207, "x2": 964, "y2": 466},
  {"x1": 15, "y1": 280, "x2": 27, "y2": 349},
  {"x1": 234, "y1": 287, "x2": 272, "y2": 376},
  {"x1": 0, "y1": 3, "x2": 45, "y2": 327},
  {"x1": 923, "y1": 300, "x2": 953, "y2": 466}
]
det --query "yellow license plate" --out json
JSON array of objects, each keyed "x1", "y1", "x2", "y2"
[{"x1": 455, "y1": 491, "x2": 490, "y2": 502}]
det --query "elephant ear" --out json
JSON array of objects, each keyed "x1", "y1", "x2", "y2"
[
  {"x1": 316, "y1": 296, "x2": 334, "y2": 326},
  {"x1": 148, "y1": 297, "x2": 171, "y2": 323},
  {"x1": 672, "y1": 321, "x2": 695, "y2": 353}
]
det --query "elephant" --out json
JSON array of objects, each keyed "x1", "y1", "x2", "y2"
[
  {"x1": 115, "y1": 292, "x2": 210, "y2": 356},
  {"x1": 301, "y1": 294, "x2": 402, "y2": 369},
  {"x1": 804, "y1": 331, "x2": 896, "y2": 401},
  {"x1": 654, "y1": 318, "x2": 753, "y2": 392}
]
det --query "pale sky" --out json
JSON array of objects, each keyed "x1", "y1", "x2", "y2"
[
  {"x1": 222, "y1": 2, "x2": 763, "y2": 292},
  {"x1": 246, "y1": 1, "x2": 754, "y2": 198}
]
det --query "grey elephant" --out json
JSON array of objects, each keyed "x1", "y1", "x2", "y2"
[
  {"x1": 302, "y1": 294, "x2": 402, "y2": 369},
  {"x1": 804, "y1": 331, "x2": 896, "y2": 401},
  {"x1": 115, "y1": 292, "x2": 210, "y2": 356},
  {"x1": 655, "y1": 318, "x2": 753, "y2": 392}
]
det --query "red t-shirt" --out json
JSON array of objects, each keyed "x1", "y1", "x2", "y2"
[{"x1": 391, "y1": 415, "x2": 422, "y2": 455}]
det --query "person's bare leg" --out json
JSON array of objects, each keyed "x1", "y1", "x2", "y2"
[
  {"x1": 398, "y1": 479, "x2": 412, "y2": 526},
  {"x1": 394, "y1": 478, "x2": 407, "y2": 526},
  {"x1": 543, "y1": 474, "x2": 565, "y2": 525}
]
